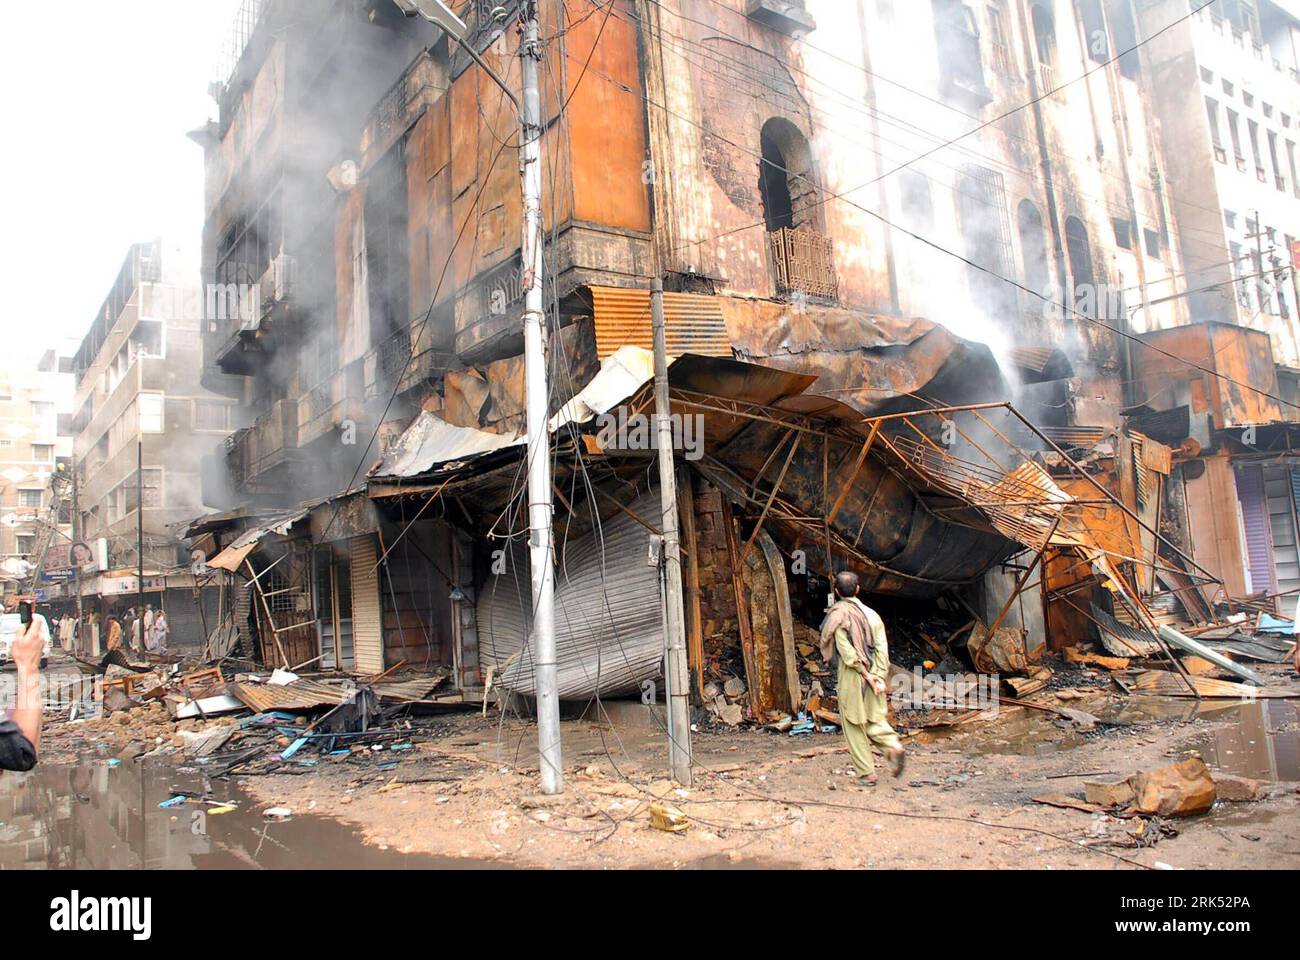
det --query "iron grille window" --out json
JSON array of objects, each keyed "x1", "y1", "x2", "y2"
[{"x1": 957, "y1": 165, "x2": 1016, "y2": 314}]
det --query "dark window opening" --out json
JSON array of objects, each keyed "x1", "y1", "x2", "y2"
[
  {"x1": 1017, "y1": 199, "x2": 1050, "y2": 296},
  {"x1": 365, "y1": 139, "x2": 411, "y2": 350},
  {"x1": 216, "y1": 183, "x2": 283, "y2": 288},
  {"x1": 933, "y1": 0, "x2": 992, "y2": 104},
  {"x1": 1112, "y1": 217, "x2": 1133, "y2": 249},
  {"x1": 1106, "y1": 0, "x2": 1140, "y2": 79},
  {"x1": 1077, "y1": 0, "x2": 1108, "y2": 63},
  {"x1": 758, "y1": 118, "x2": 820, "y2": 233},
  {"x1": 901, "y1": 169, "x2": 935, "y2": 232},
  {"x1": 760, "y1": 129, "x2": 794, "y2": 232},
  {"x1": 1144, "y1": 228, "x2": 1160, "y2": 258},
  {"x1": 1065, "y1": 216, "x2": 1096, "y2": 317},
  {"x1": 1032, "y1": 2, "x2": 1056, "y2": 65}
]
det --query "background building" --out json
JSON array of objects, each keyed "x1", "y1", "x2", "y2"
[
  {"x1": 0, "y1": 350, "x2": 74, "y2": 605},
  {"x1": 68, "y1": 241, "x2": 239, "y2": 651}
]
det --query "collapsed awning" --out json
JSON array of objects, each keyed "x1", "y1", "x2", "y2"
[
  {"x1": 369, "y1": 345, "x2": 659, "y2": 481},
  {"x1": 206, "y1": 508, "x2": 311, "y2": 572}
]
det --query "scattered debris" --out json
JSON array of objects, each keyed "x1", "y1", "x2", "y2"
[
  {"x1": 1084, "y1": 779, "x2": 1137, "y2": 809},
  {"x1": 967, "y1": 625, "x2": 1030, "y2": 675},
  {"x1": 1211, "y1": 773, "x2": 1270, "y2": 803},
  {"x1": 648, "y1": 801, "x2": 689, "y2": 833},
  {"x1": 1032, "y1": 794, "x2": 1103, "y2": 814},
  {"x1": 1157, "y1": 625, "x2": 1264, "y2": 685},
  {"x1": 1117, "y1": 670, "x2": 1298, "y2": 699},
  {"x1": 1062, "y1": 647, "x2": 1130, "y2": 671}
]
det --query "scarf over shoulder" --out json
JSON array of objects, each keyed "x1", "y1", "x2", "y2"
[{"x1": 818, "y1": 598, "x2": 875, "y2": 666}]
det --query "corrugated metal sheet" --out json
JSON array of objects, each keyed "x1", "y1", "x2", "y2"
[
  {"x1": 477, "y1": 489, "x2": 665, "y2": 699},
  {"x1": 1235, "y1": 464, "x2": 1277, "y2": 595},
  {"x1": 351, "y1": 535, "x2": 384, "y2": 676},
  {"x1": 370, "y1": 348, "x2": 659, "y2": 480},
  {"x1": 1092, "y1": 602, "x2": 1161, "y2": 657},
  {"x1": 207, "y1": 507, "x2": 311, "y2": 571},
  {"x1": 227, "y1": 679, "x2": 349, "y2": 712},
  {"x1": 589, "y1": 286, "x2": 731, "y2": 359},
  {"x1": 1126, "y1": 405, "x2": 1190, "y2": 446},
  {"x1": 370, "y1": 412, "x2": 522, "y2": 479}
]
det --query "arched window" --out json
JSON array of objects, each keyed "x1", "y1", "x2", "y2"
[
  {"x1": 1065, "y1": 216, "x2": 1095, "y2": 316},
  {"x1": 760, "y1": 129, "x2": 793, "y2": 232},
  {"x1": 1032, "y1": 2, "x2": 1056, "y2": 65},
  {"x1": 760, "y1": 118, "x2": 836, "y2": 299},
  {"x1": 1017, "y1": 200, "x2": 1050, "y2": 297},
  {"x1": 1076, "y1": 0, "x2": 1108, "y2": 64},
  {"x1": 758, "y1": 118, "x2": 819, "y2": 233}
]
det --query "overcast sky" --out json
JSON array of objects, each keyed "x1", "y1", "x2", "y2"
[{"x1": 0, "y1": 0, "x2": 244, "y2": 365}]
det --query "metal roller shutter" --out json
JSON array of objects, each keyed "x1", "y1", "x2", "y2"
[
  {"x1": 350, "y1": 534, "x2": 384, "y2": 675},
  {"x1": 1235, "y1": 464, "x2": 1277, "y2": 595},
  {"x1": 478, "y1": 489, "x2": 665, "y2": 699}
]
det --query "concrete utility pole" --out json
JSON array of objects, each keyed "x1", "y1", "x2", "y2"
[
  {"x1": 651, "y1": 279, "x2": 692, "y2": 785},
  {"x1": 518, "y1": 3, "x2": 562, "y2": 795},
  {"x1": 395, "y1": 0, "x2": 561, "y2": 793}
]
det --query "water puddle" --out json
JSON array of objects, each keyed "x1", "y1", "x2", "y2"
[
  {"x1": 1191, "y1": 700, "x2": 1300, "y2": 782},
  {"x1": 911, "y1": 694, "x2": 1300, "y2": 774},
  {"x1": 0, "y1": 760, "x2": 493, "y2": 870}
]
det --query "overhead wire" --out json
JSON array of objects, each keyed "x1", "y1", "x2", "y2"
[
  {"x1": 631, "y1": 0, "x2": 1241, "y2": 244},
  {"x1": 558, "y1": 22, "x2": 1300, "y2": 412}
]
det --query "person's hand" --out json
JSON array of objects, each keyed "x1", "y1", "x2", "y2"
[{"x1": 12, "y1": 615, "x2": 43, "y2": 679}]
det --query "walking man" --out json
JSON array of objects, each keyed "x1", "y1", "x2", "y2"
[{"x1": 819, "y1": 571, "x2": 905, "y2": 784}]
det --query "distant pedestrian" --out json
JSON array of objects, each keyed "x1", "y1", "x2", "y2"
[
  {"x1": 818, "y1": 571, "x2": 905, "y2": 785},
  {"x1": 106, "y1": 617, "x2": 123, "y2": 653},
  {"x1": 129, "y1": 610, "x2": 142, "y2": 653},
  {"x1": 154, "y1": 608, "x2": 170, "y2": 655},
  {"x1": 149, "y1": 610, "x2": 169, "y2": 654}
]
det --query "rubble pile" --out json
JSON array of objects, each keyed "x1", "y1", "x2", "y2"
[{"x1": 45, "y1": 656, "x2": 456, "y2": 778}]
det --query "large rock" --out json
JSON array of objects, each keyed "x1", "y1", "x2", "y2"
[{"x1": 1128, "y1": 759, "x2": 1217, "y2": 818}]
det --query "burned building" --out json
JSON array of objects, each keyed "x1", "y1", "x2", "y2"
[{"x1": 186, "y1": 0, "x2": 1291, "y2": 714}]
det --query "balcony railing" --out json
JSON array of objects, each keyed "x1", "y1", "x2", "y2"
[
  {"x1": 226, "y1": 398, "x2": 299, "y2": 488},
  {"x1": 362, "y1": 51, "x2": 443, "y2": 163},
  {"x1": 299, "y1": 362, "x2": 365, "y2": 447},
  {"x1": 362, "y1": 322, "x2": 455, "y2": 401},
  {"x1": 379, "y1": 327, "x2": 412, "y2": 383},
  {"x1": 768, "y1": 227, "x2": 838, "y2": 300}
]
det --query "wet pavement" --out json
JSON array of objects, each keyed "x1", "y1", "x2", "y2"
[
  {"x1": 0, "y1": 760, "x2": 492, "y2": 869},
  {"x1": 911, "y1": 694, "x2": 1300, "y2": 782}
]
